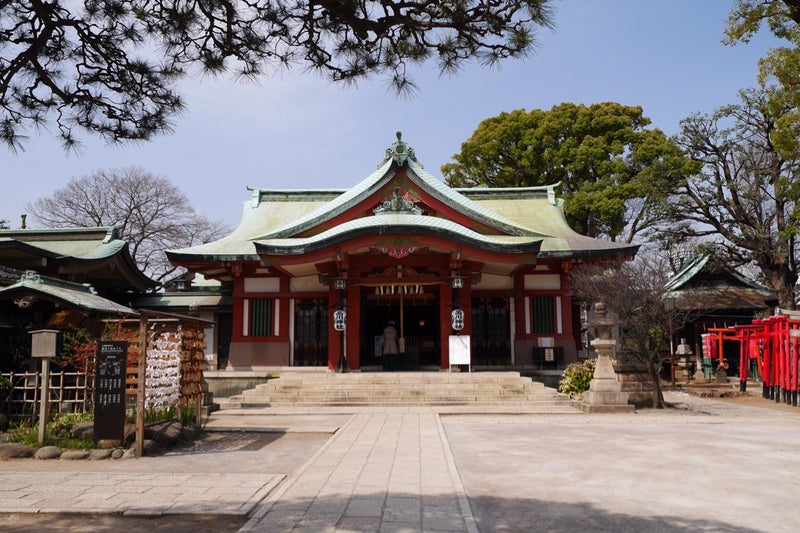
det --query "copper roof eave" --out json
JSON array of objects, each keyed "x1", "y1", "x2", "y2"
[
  {"x1": 0, "y1": 272, "x2": 139, "y2": 316},
  {"x1": 0, "y1": 237, "x2": 157, "y2": 291},
  {"x1": 667, "y1": 288, "x2": 777, "y2": 310},
  {"x1": 253, "y1": 225, "x2": 543, "y2": 257},
  {"x1": 0, "y1": 239, "x2": 61, "y2": 256},
  {"x1": 537, "y1": 243, "x2": 640, "y2": 260},
  {"x1": 59, "y1": 248, "x2": 158, "y2": 290},
  {"x1": 165, "y1": 251, "x2": 262, "y2": 264},
  {"x1": 259, "y1": 160, "x2": 538, "y2": 240}
]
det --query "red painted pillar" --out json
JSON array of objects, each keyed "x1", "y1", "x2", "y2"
[
  {"x1": 763, "y1": 321, "x2": 774, "y2": 399},
  {"x1": 738, "y1": 329, "x2": 748, "y2": 392},
  {"x1": 790, "y1": 325, "x2": 799, "y2": 406},
  {"x1": 346, "y1": 283, "x2": 360, "y2": 370},
  {"x1": 439, "y1": 285, "x2": 453, "y2": 370},
  {"x1": 327, "y1": 289, "x2": 339, "y2": 371},
  {"x1": 781, "y1": 318, "x2": 790, "y2": 403}
]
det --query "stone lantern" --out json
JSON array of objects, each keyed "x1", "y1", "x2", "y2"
[{"x1": 580, "y1": 303, "x2": 634, "y2": 413}]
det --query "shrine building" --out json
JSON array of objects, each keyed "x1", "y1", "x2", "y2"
[{"x1": 167, "y1": 134, "x2": 638, "y2": 371}]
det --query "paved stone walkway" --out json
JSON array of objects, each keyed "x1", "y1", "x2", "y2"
[
  {"x1": 0, "y1": 471, "x2": 282, "y2": 516},
  {"x1": 241, "y1": 413, "x2": 476, "y2": 532},
  {"x1": 1, "y1": 391, "x2": 799, "y2": 532}
]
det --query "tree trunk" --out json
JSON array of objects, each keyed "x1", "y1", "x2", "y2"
[
  {"x1": 759, "y1": 260, "x2": 797, "y2": 310},
  {"x1": 648, "y1": 352, "x2": 665, "y2": 409}
]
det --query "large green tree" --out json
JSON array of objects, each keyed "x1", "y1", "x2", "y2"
[
  {"x1": 659, "y1": 87, "x2": 800, "y2": 309},
  {"x1": 726, "y1": 0, "x2": 800, "y2": 157},
  {"x1": 0, "y1": 0, "x2": 553, "y2": 151},
  {"x1": 441, "y1": 103, "x2": 690, "y2": 242}
]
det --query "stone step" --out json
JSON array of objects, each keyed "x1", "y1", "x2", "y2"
[
  {"x1": 234, "y1": 387, "x2": 555, "y2": 399},
  {"x1": 236, "y1": 393, "x2": 553, "y2": 402},
  {"x1": 222, "y1": 371, "x2": 572, "y2": 410},
  {"x1": 242, "y1": 384, "x2": 542, "y2": 395},
  {"x1": 266, "y1": 376, "x2": 538, "y2": 384},
  {"x1": 224, "y1": 398, "x2": 572, "y2": 409},
  {"x1": 233, "y1": 394, "x2": 563, "y2": 403}
]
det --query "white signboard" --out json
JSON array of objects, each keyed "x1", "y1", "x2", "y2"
[{"x1": 449, "y1": 335, "x2": 471, "y2": 370}]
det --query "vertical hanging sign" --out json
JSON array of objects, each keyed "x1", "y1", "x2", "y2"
[{"x1": 94, "y1": 341, "x2": 128, "y2": 441}]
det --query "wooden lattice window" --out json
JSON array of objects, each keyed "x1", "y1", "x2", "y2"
[
  {"x1": 247, "y1": 298, "x2": 276, "y2": 337},
  {"x1": 531, "y1": 295, "x2": 555, "y2": 334}
]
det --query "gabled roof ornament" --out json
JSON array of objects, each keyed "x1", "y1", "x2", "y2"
[
  {"x1": 21, "y1": 270, "x2": 42, "y2": 283},
  {"x1": 374, "y1": 187, "x2": 422, "y2": 215},
  {"x1": 380, "y1": 131, "x2": 421, "y2": 168},
  {"x1": 103, "y1": 225, "x2": 122, "y2": 243}
]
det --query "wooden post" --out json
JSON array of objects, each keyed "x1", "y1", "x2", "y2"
[
  {"x1": 31, "y1": 329, "x2": 59, "y2": 444},
  {"x1": 135, "y1": 316, "x2": 147, "y2": 457},
  {"x1": 37, "y1": 358, "x2": 50, "y2": 444}
]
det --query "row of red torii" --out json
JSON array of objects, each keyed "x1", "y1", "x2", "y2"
[{"x1": 702, "y1": 309, "x2": 800, "y2": 407}]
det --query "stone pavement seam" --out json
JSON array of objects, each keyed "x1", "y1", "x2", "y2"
[
  {"x1": 434, "y1": 413, "x2": 478, "y2": 533},
  {"x1": 238, "y1": 412, "x2": 479, "y2": 532},
  {"x1": 233, "y1": 474, "x2": 286, "y2": 516},
  {"x1": 238, "y1": 413, "x2": 359, "y2": 530},
  {"x1": 0, "y1": 471, "x2": 283, "y2": 518}
]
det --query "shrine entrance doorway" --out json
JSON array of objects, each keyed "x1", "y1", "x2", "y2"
[{"x1": 359, "y1": 284, "x2": 441, "y2": 369}]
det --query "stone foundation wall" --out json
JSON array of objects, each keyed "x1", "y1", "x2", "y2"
[{"x1": 615, "y1": 364, "x2": 657, "y2": 408}]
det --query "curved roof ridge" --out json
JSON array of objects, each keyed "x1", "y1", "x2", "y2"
[
  {"x1": 407, "y1": 161, "x2": 539, "y2": 236},
  {"x1": 257, "y1": 135, "x2": 540, "y2": 240},
  {"x1": 257, "y1": 158, "x2": 395, "y2": 240},
  {"x1": 664, "y1": 254, "x2": 775, "y2": 294},
  {"x1": 254, "y1": 214, "x2": 542, "y2": 255},
  {"x1": 0, "y1": 270, "x2": 139, "y2": 315},
  {"x1": 663, "y1": 255, "x2": 709, "y2": 292}
]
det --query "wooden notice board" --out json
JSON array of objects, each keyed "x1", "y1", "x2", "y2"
[{"x1": 94, "y1": 341, "x2": 128, "y2": 441}]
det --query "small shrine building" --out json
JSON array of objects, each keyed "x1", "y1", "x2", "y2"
[
  {"x1": 167, "y1": 134, "x2": 638, "y2": 371},
  {"x1": 0, "y1": 226, "x2": 156, "y2": 297}
]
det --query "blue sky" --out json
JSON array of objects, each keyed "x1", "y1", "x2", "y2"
[{"x1": 1, "y1": 0, "x2": 784, "y2": 230}]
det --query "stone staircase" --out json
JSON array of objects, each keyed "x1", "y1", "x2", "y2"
[{"x1": 221, "y1": 371, "x2": 577, "y2": 412}]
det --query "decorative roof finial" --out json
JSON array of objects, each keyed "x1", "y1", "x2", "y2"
[{"x1": 381, "y1": 131, "x2": 420, "y2": 168}]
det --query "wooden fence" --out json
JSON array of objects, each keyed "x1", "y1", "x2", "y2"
[{"x1": 0, "y1": 371, "x2": 93, "y2": 420}]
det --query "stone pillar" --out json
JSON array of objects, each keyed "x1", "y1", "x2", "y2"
[
  {"x1": 580, "y1": 303, "x2": 634, "y2": 413},
  {"x1": 693, "y1": 352, "x2": 708, "y2": 383}
]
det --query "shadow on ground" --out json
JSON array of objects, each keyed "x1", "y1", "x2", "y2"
[{"x1": 0, "y1": 513, "x2": 247, "y2": 533}]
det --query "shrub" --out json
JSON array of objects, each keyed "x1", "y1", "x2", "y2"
[
  {"x1": 57, "y1": 325, "x2": 96, "y2": 372},
  {"x1": 558, "y1": 359, "x2": 596, "y2": 399},
  {"x1": 6, "y1": 411, "x2": 95, "y2": 449},
  {"x1": 0, "y1": 374, "x2": 11, "y2": 403}
]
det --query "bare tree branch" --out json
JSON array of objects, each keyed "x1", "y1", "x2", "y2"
[{"x1": 26, "y1": 166, "x2": 231, "y2": 283}]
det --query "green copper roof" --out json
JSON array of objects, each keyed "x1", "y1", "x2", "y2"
[
  {"x1": 256, "y1": 138, "x2": 539, "y2": 241},
  {"x1": 166, "y1": 192, "x2": 337, "y2": 261},
  {"x1": 459, "y1": 187, "x2": 638, "y2": 258},
  {"x1": 254, "y1": 214, "x2": 542, "y2": 256},
  {"x1": 663, "y1": 255, "x2": 777, "y2": 310},
  {"x1": 0, "y1": 226, "x2": 156, "y2": 290},
  {"x1": 0, "y1": 271, "x2": 138, "y2": 316},
  {"x1": 0, "y1": 226, "x2": 126, "y2": 259},
  {"x1": 168, "y1": 134, "x2": 639, "y2": 264},
  {"x1": 664, "y1": 254, "x2": 775, "y2": 293}
]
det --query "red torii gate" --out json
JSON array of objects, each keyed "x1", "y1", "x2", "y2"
[
  {"x1": 704, "y1": 313, "x2": 800, "y2": 406},
  {"x1": 752, "y1": 314, "x2": 800, "y2": 406},
  {"x1": 704, "y1": 325, "x2": 763, "y2": 393}
]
